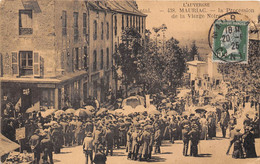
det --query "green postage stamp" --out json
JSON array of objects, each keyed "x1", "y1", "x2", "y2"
[{"x1": 213, "y1": 20, "x2": 249, "y2": 63}]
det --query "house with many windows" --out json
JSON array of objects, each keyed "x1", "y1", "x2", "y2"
[
  {"x1": 106, "y1": 0, "x2": 147, "y2": 95},
  {"x1": 0, "y1": 0, "x2": 146, "y2": 114},
  {"x1": 0, "y1": 0, "x2": 90, "y2": 112}
]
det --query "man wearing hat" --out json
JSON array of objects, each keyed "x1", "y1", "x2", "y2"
[
  {"x1": 243, "y1": 126, "x2": 257, "y2": 158},
  {"x1": 153, "y1": 124, "x2": 161, "y2": 154},
  {"x1": 139, "y1": 125, "x2": 151, "y2": 161},
  {"x1": 29, "y1": 129, "x2": 41, "y2": 164},
  {"x1": 83, "y1": 132, "x2": 94, "y2": 164},
  {"x1": 51, "y1": 122, "x2": 62, "y2": 154},
  {"x1": 60, "y1": 117, "x2": 69, "y2": 146},
  {"x1": 104, "y1": 124, "x2": 114, "y2": 156},
  {"x1": 41, "y1": 132, "x2": 54, "y2": 164},
  {"x1": 126, "y1": 125, "x2": 134, "y2": 159},
  {"x1": 131, "y1": 124, "x2": 140, "y2": 160},
  {"x1": 188, "y1": 123, "x2": 199, "y2": 157},
  {"x1": 231, "y1": 127, "x2": 244, "y2": 158},
  {"x1": 93, "y1": 125, "x2": 104, "y2": 153},
  {"x1": 182, "y1": 125, "x2": 190, "y2": 156}
]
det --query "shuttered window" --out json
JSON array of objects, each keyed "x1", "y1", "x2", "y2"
[
  {"x1": 33, "y1": 52, "x2": 40, "y2": 77},
  {"x1": 19, "y1": 10, "x2": 33, "y2": 35},
  {"x1": 62, "y1": 10, "x2": 67, "y2": 36},
  {"x1": 11, "y1": 52, "x2": 19, "y2": 76}
]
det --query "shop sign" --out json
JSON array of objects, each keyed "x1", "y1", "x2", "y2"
[{"x1": 37, "y1": 84, "x2": 56, "y2": 88}]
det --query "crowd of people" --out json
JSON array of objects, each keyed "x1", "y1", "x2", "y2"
[{"x1": 1, "y1": 90, "x2": 259, "y2": 164}]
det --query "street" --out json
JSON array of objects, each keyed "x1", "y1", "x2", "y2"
[{"x1": 53, "y1": 137, "x2": 260, "y2": 164}]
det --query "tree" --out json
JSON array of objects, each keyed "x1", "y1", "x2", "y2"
[
  {"x1": 188, "y1": 41, "x2": 199, "y2": 61},
  {"x1": 162, "y1": 37, "x2": 186, "y2": 92},
  {"x1": 116, "y1": 27, "x2": 143, "y2": 96}
]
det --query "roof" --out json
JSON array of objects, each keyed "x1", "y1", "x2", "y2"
[
  {"x1": 187, "y1": 60, "x2": 206, "y2": 66},
  {"x1": 106, "y1": 0, "x2": 147, "y2": 17}
]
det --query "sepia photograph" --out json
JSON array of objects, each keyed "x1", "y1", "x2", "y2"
[{"x1": 0, "y1": 0, "x2": 259, "y2": 164}]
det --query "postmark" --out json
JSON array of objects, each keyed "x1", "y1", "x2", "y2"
[{"x1": 208, "y1": 12, "x2": 259, "y2": 63}]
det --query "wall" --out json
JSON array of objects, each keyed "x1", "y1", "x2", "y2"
[
  {"x1": 88, "y1": 8, "x2": 113, "y2": 102},
  {"x1": 0, "y1": 0, "x2": 56, "y2": 78}
]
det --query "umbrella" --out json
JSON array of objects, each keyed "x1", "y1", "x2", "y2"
[
  {"x1": 65, "y1": 108, "x2": 76, "y2": 114},
  {"x1": 148, "y1": 105, "x2": 157, "y2": 111},
  {"x1": 161, "y1": 99, "x2": 167, "y2": 103},
  {"x1": 195, "y1": 108, "x2": 207, "y2": 113},
  {"x1": 182, "y1": 110, "x2": 192, "y2": 116},
  {"x1": 41, "y1": 109, "x2": 57, "y2": 118},
  {"x1": 167, "y1": 110, "x2": 178, "y2": 116},
  {"x1": 148, "y1": 110, "x2": 160, "y2": 115},
  {"x1": 26, "y1": 106, "x2": 40, "y2": 113},
  {"x1": 0, "y1": 134, "x2": 20, "y2": 156},
  {"x1": 205, "y1": 106, "x2": 216, "y2": 112},
  {"x1": 84, "y1": 105, "x2": 95, "y2": 111},
  {"x1": 74, "y1": 108, "x2": 88, "y2": 117},
  {"x1": 55, "y1": 110, "x2": 65, "y2": 117},
  {"x1": 100, "y1": 108, "x2": 108, "y2": 113},
  {"x1": 123, "y1": 105, "x2": 134, "y2": 111},
  {"x1": 135, "y1": 105, "x2": 146, "y2": 112},
  {"x1": 115, "y1": 109, "x2": 124, "y2": 114},
  {"x1": 107, "y1": 110, "x2": 116, "y2": 115}
]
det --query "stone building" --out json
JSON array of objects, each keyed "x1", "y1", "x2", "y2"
[
  {"x1": 106, "y1": 0, "x2": 147, "y2": 96},
  {"x1": 0, "y1": 0, "x2": 90, "y2": 112},
  {"x1": 0, "y1": 0, "x2": 146, "y2": 113}
]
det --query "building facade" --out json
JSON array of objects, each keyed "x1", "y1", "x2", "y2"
[
  {"x1": 0, "y1": 0, "x2": 92, "y2": 113},
  {"x1": 0, "y1": 0, "x2": 146, "y2": 114},
  {"x1": 106, "y1": 0, "x2": 147, "y2": 95}
]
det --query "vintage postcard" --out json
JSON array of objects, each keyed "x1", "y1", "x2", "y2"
[{"x1": 0, "y1": 0, "x2": 259, "y2": 164}]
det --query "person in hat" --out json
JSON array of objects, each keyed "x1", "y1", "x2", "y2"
[
  {"x1": 139, "y1": 125, "x2": 151, "y2": 161},
  {"x1": 131, "y1": 124, "x2": 140, "y2": 160},
  {"x1": 75, "y1": 117, "x2": 84, "y2": 145},
  {"x1": 231, "y1": 128, "x2": 244, "y2": 159},
  {"x1": 29, "y1": 129, "x2": 41, "y2": 164},
  {"x1": 51, "y1": 122, "x2": 62, "y2": 154},
  {"x1": 104, "y1": 124, "x2": 114, "y2": 156},
  {"x1": 188, "y1": 123, "x2": 199, "y2": 157},
  {"x1": 126, "y1": 125, "x2": 134, "y2": 159},
  {"x1": 226, "y1": 125, "x2": 236, "y2": 155},
  {"x1": 220, "y1": 110, "x2": 230, "y2": 138},
  {"x1": 182, "y1": 125, "x2": 190, "y2": 156},
  {"x1": 93, "y1": 125, "x2": 104, "y2": 153},
  {"x1": 153, "y1": 124, "x2": 161, "y2": 154},
  {"x1": 242, "y1": 126, "x2": 257, "y2": 158},
  {"x1": 41, "y1": 132, "x2": 54, "y2": 164},
  {"x1": 83, "y1": 132, "x2": 94, "y2": 164},
  {"x1": 228, "y1": 114, "x2": 237, "y2": 138},
  {"x1": 69, "y1": 116, "x2": 77, "y2": 146},
  {"x1": 60, "y1": 117, "x2": 69, "y2": 146}
]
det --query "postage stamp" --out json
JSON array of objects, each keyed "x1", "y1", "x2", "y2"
[{"x1": 213, "y1": 20, "x2": 249, "y2": 63}]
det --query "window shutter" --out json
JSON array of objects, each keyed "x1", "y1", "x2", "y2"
[
  {"x1": 0, "y1": 53, "x2": 2, "y2": 76},
  {"x1": 81, "y1": 47, "x2": 84, "y2": 70},
  {"x1": 11, "y1": 52, "x2": 19, "y2": 76},
  {"x1": 73, "y1": 48, "x2": 76, "y2": 71},
  {"x1": 33, "y1": 52, "x2": 40, "y2": 77},
  {"x1": 78, "y1": 47, "x2": 82, "y2": 70}
]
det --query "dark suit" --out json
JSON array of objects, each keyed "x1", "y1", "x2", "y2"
[{"x1": 29, "y1": 134, "x2": 41, "y2": 164}]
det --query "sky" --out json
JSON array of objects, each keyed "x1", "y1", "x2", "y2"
[{"x1": 136, "y1": 0, "x2": 260, "y2": 55}]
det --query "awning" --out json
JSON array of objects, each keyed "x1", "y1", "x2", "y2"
[{"x1": 0, "y1": 133, "x2": 20, "y2": 156}]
